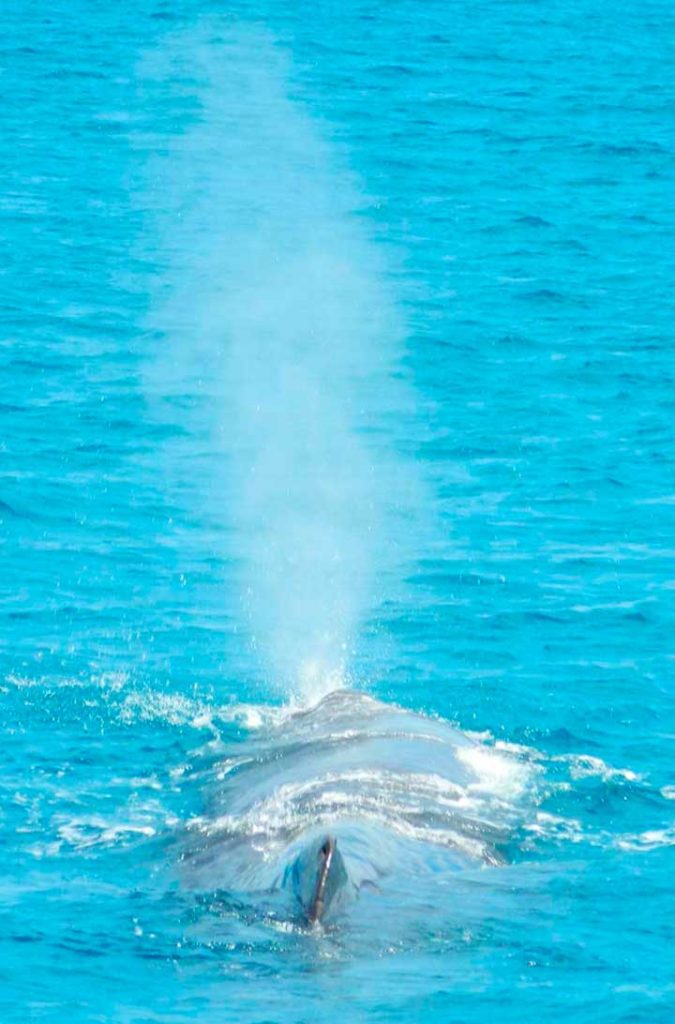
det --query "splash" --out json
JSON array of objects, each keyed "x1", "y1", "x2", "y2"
[{"x1": 141, "y1": 23, "x2": 418, "y2": 700}]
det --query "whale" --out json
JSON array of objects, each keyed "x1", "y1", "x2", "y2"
[{"x1": 178, "y1": 690, "x2": 530, "y2": 925}]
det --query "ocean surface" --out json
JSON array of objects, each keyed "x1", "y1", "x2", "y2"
[{"x1": 2, "y1": 1, "x2": 674, "y2": 1021}]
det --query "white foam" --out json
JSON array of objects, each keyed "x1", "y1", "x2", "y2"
[
  {"x1": 457, "y1": 744, "x2": 534, "y2": 803},
  {"x1": 5, "y1": 671, "x2": 128, "y2": 692},
  {"x1": 553, "y1": 753, "x2": 641, "y2": 783},
  {"x1": 56, "y1": 815, "x2": 159, "y2": 851},
  {"x1": 524, "y1": 811, "x2": 585, "y2": 844},
  {"x1": 120, "y1": 691, "x2": 213, "y2": 729},
  {"x1": 615, "y1": 828, "x2": 675, "y2": 852}
]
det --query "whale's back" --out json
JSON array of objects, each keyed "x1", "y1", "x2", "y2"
[{"x1": 178, "y1": 692, "x2": 532, "y2": 918}]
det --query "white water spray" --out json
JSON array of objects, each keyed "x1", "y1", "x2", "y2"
[{"x1": 141, "y1": 23, "x2": 419, "y2": 699}]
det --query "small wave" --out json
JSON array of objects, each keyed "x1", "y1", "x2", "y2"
[
  {"x1": 26, "y1": 807, "x2": 170, "y2": 859},
  {"x1": 57, "y1": 817, "x2": 158, "y2": 851},
  {"x1": 523, "y1": 811, "x2": 585, "y2": 846},
  {"x1": 524, "y1": 811, "x2": 675, "y2": 855},
  {"x1": 615, "y1": 828, "x2": 675, "y2": 852},
  {"x1": 551, "y1": 753, "x2": 642, "y2": 784}
]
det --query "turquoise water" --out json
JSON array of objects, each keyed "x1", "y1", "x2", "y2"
[{"x1": 3, "y1": 1, "x2": 675, "y2": 1021}]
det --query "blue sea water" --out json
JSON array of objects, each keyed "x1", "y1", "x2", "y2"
[{"x1": 2, "y1": 1, "x2": 675, "y2": 1021}]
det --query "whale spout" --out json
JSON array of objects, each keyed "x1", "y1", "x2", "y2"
[{"x1": 284, "y1": 834, "x2": 349, "y2": 924}]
